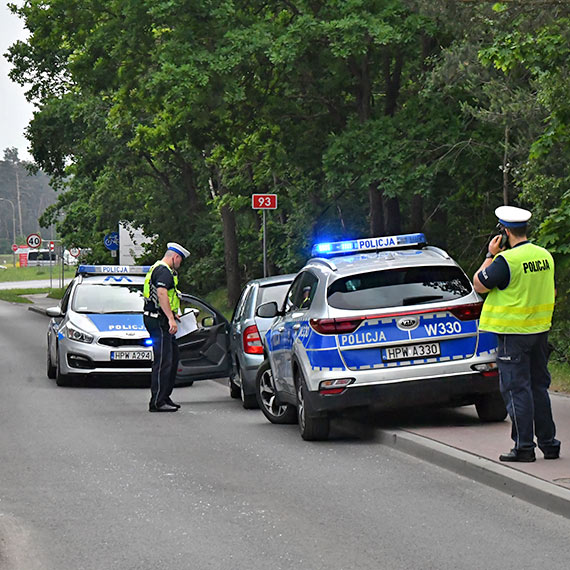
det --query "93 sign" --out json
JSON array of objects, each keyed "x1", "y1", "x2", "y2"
[{"x1": 252, "y1": 194, "x2": 277, "y2": 209}]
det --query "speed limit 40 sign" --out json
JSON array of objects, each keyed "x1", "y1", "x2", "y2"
[
  {"x1": 252, "y1": 194, "x2": 277, "y2": 209},
  {"x1": 27, "y1": 233, "x2": 41, "y2": 249}
]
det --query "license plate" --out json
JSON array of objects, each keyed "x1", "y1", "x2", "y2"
[
  {"x1": 383, "y1": 342, "x2": 441, "y2": 361},
  {"x1": 111, "y1": 351, "x2": 153, "y2": 361}
]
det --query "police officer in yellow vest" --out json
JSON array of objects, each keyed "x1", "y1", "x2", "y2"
[
  {"x1": 143, "y1": 242, "x2": 189, "y2": 412},
  {"x1": 473, "y1": 206, "x2": 560, "y2": 462}
]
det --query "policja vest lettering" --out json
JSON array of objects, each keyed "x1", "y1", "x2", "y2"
[
  {"x1": 479, "y1": 243, "x2": 555, "y2": 334},
  {"x1": 143, "y1": 260, "x2": 181, "y2": 314}
]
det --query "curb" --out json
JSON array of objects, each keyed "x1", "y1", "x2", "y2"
[
  {"x1": 28, "y1": 305, "x2": 48, "y2": 316},
  {"x1": 378, "y1": 428, "x2": 570, "y2": 519}
]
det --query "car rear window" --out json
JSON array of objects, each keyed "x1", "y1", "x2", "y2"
[
  {"x1": 327, "y1": 266, "x2": 472, "y2": 310},
  {"x1": 257, "y1": 283, "x2": 292, "y2": 308},
  {"x1": 72, "y1": 283, "x2": 145, "y2": 314}
]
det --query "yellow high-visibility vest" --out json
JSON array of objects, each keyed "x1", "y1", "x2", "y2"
[
  {"x1": 143, "y1": 260, "x2": 180, "y2": 313},
  {"x1": 479, "y1": 243, "x2": 554, "y2": 334}
]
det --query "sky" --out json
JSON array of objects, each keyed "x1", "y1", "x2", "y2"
[{"x1": 0, "y1": 1, "x2": 34, "y2": 162}]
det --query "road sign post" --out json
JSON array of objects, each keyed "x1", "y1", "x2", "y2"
[{"x1": 252, "y1": 194, "x2": 278, "y2": 277}]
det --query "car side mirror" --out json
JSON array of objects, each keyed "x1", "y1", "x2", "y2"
[
  {"x1": 202, "y1": 316, "x2": 215, "y2": 327},
  {"x1": 46, "y1": 306, "x2": 63, "y2": 318},
  {"x1": 256, "y1": 301, "x2": 279, "y2": 318}
]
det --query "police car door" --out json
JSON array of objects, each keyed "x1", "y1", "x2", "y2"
[
  {"x1": 175, "y1": 293, "x2": 232, "y2": 382},
  {"x1": 278, "y1": 271, "x2": 317, "y2": 393}
]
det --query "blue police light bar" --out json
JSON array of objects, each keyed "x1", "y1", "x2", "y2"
[
  {"x1": 311, "y1": 233, "x2": 426, "y2": 257},
  {"x1": 78, "y1": 265, "x2": 151, "y2": 275}
]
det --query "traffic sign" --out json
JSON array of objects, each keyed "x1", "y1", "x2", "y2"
[
  {"x1": 27, "y1": 233, "x2": 41, "y2": 248},
  {"x1": 49, "y1": 241, "x2": 55, "y2": 251},
  {"x1": 104, "y1": 232, "x2": 119, "y2": 251},
  {"x1": 11, "y1": 244, "x2": 18, "y2": 252},
  {"x1": 252, "y1": 194, "x2": 277, "y2": 209},
  {"x1": 69, "y1": 247, "x2": 81, "y2": 258}
]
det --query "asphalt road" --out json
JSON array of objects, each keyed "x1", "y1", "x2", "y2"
[{"x1": 1, "y1": 300, "x2": 569, "y2": 570}]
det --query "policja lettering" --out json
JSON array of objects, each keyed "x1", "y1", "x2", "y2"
[{"x1": 522, "y1": 259, "x2": 550, "y2": 273}]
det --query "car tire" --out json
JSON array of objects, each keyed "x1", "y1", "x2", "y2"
[
  {"x1": 475, "y1": 393, "x2": 507, "y2": 422},
  {"x1": 239, "y1": 369, "x2": 258, "y2": 409},
  {"x1": 47, "y1": 345, "x2": 56, "y2": 379},
  {"x1": 296, "y1": 370, "x2": 330, "y2": 441},
  {"x1": 55, "y1": 348, "x2": 72, "y2": 387},
  {"x1": 256, "y1": 360, "x2": 296, "y2": 424}
]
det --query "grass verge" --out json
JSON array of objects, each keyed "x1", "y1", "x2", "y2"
[
  {"x1": 0, "y1": 265, "x2": 76, "y2": 282},
  {"x1": 0, "y1": 287, "x2": 66, "y2": 304},
  {"x1": 550, "y1": 361, "x2": 570, "y2": 395}
]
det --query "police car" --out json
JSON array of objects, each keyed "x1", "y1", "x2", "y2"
[
  {"x1": 46, "y1": 265, "x2": 232, "y2": 386},
  {"x1": 255, "y1": 234, "x2": 506, "y2": 440}
]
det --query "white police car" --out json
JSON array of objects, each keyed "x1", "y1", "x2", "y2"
[
  {"x1": 255, "y1": 234, "x2": 505, "y2": 440},
  {"x1": 46, "y1": 265, "x2": 232, "y2": 386}
]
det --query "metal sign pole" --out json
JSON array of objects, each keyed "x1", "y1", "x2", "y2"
[{"x1": 263, "y1": 209, "x2": 267, "y2": 278}]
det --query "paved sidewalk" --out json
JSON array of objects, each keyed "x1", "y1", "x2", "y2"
[{"x1": 25, "y1": 292, "x2": 570, "y2": 517}]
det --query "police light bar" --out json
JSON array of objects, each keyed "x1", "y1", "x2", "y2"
[
  {"x1": 78, "y1": 265, "x2": 151, "y2": 275},
  {"x1": 311, "y1": 233, "x2": 427, "y2": 257}
]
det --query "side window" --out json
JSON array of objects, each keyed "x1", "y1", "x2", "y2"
[
  {"x1": 231, "y1": 285, "x2": 251, "y2": 323},
  {"x1": 60, "y1": 282, "x2": 74, "y2": 313},
  {"x1": 286, "y1": 272, "x2": 319, "y2": 312}
]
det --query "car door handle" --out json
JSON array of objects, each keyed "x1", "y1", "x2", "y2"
[{"x1": 293, "y1": 324, "x2": 301, "y2": 330}]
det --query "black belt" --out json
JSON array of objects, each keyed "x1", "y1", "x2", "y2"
[{"x1": 143, "y1": 311, "x2": 159, "y2": 318}]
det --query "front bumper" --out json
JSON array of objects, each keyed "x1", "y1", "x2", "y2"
[{"x1": 304, "y1": 372, "x2": 500, "y2": 414}]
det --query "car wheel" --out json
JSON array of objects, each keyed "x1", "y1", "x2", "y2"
[
  {"x1": 256, "y1": 360, "x2": 296, "y2": 424},
  {"x1": 475, "y1": 393, "x2": 507, "y2": 422},
  {"x1": 296, "y1": 370, "x2": 330, "y2": 441},
  {"x1": 239, "y1": 368, "x2": 258, "y2": 409},
  {"x1": 229, "y1": 374, "x2": 241, "y2": 399},
  {"x1": 55, "y1": 348, "x2": 72, "y2": 387},
  {"x1": 47, "y1": 345, "x2": 56, "y2": 379}
]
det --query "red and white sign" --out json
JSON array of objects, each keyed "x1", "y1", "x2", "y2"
[
  {"x1": 252, "y1": 194, "x2": 277, "y2": 209},
  {"x1": 49, "y1": 241, "x2": 55, "y2": 251},
  {"x1": 69, "y1": 247, "x2": 81, "y2": 258},
  {"x1": 11, "y1": 244, "x2": 18, "y2": 252},
  {"x1": 26, "y1": 233, "x2": 41, "y2": 248}
]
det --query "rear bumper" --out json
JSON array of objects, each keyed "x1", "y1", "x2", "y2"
[{"x1": 304, "y1": 372, "x2": 500, "y2": 414}]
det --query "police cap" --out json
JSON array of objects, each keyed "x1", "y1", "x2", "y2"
[
  {"x1": 495, "y1": 205, "x2": 532, "y2": 228},
  {"x1": 167, "y1": 242, "x2": 190, "y2": 260}
]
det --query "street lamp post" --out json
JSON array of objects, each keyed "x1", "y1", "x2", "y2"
[{"x1": 0, "y1": 198, "x2": 17, "y2": 267}]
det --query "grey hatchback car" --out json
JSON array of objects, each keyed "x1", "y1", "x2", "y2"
[{"x1": 228, "y1": 274, "x2": 296, "y2": 408}]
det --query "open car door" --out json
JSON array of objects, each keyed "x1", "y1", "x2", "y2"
[{"x1": 175, "y1": 293, "x2": 232, "y2": 383}]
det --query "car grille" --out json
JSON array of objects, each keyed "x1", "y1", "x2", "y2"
[
  {"x1": 98, "y1": 338, "x2": 149, "y2": 347},
  {"x1": 67, "y1": 354, "x2": 151, "y2": 370}
]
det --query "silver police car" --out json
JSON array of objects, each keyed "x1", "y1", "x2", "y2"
[
  {"x1": 255, "y1": 234, "x2": 505, "y2": 440},
  {"x1": 46, "y1": 265, "x2": 233, "y2": 386}
]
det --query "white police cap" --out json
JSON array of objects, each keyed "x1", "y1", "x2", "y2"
[
  {"x1": 167, "y1": 242, "x2": 190, "y2": 259},
  {"x1": 495, "y1": 205, "x2": 532, "y2": 228}
]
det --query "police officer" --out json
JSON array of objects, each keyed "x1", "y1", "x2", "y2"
[
  {"x1": 143, "y1": 242, "x2": 190, "y2": 413},
  {"x1": 473, "y1": 206, "x2": 560, "y2": 462}
]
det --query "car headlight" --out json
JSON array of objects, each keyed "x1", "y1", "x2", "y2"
[{"x1": 64, "y1": 324, "x2": 94, "y2": 344}]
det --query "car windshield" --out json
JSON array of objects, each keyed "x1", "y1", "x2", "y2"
[
  {"x1": 257, "y1": 282, "x2": 292, "y2": 307},
  {"x1": 71, "y1": 283, "x2": 145, "y2": 314},
  {"x1": 327, "y1": 266, "x2": 472, "y2": 310}
]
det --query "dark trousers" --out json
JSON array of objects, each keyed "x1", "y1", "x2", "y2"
[
  {"x1": 497, "y1": 332, "x2": 560, "y2": 453},
  {"x1": 144, "y1": 316, "x2": 179, "y2": 408}
]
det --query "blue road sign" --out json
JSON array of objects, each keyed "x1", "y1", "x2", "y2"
[{"x1": 104, "y1": 232, "x2": 119, "y2": 251}]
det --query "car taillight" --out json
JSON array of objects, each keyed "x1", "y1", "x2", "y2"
[
  {"x1": 310, "y1": 317, "x2": 365, "y2": 335},
  {"x1": 243, "y1": 325, "x2": 263, "y2": 354},
  {"x1": 449, "y1": 302, "x2": 483, "y2": 321}
]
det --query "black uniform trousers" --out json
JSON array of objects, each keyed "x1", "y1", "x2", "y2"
[
  {"x1": 144, "y1": 315, "x2": 179, "y2": 408},
  {"x1": 496, "y1": 332, "x2": 560, "y2": 454}
]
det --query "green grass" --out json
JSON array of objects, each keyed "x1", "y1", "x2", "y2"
[
  {"x1": 0, "y1": 287, "x2": 66, "y2": 304},
  {"x1": 203, "y1": 287, "x2": 233, "y2": 320},
  {"x1": 0, "y1": 265, "x2": 76, "y2": 282},
  {"x1": 550, "y1": 361, "x2": 570, "y2": 395}
]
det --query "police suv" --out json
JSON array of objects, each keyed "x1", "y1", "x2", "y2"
[
  {"x1": 255, "y1": 234, "x2": 505, "y2": 440},
  {"x1": 46, "y1": 265, "x2": 232, "y2": 386}
]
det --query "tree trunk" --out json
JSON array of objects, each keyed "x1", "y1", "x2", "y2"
[
  {"x1": 384, "y1": 196, "x2": 401, "y2": 234},
  {"x1": 503, "y1": 124, "x2": 509, "y2": 205},
  {"x1": 410, "y1": 193, "x2": 424, "y2": 231},
  {"x1": 218, "y1": 189, "x2": 241, "y2": 308},
  {"x1": 368, "y1": 182, "x2": 384, "y2": 235}
]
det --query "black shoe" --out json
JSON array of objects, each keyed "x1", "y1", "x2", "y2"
[
  {"x1": 165, "y1": 397, "x2": 181, "y2": 409},
  {"x1": 149, "y1": 402, "x2": 178, "y2": 413},
  {"x1": 543, "y1": 450, "x2": 560, "y2": 460},
  {"x1": 499, "y1": 449, "x2": 536, "y2": 462}
]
